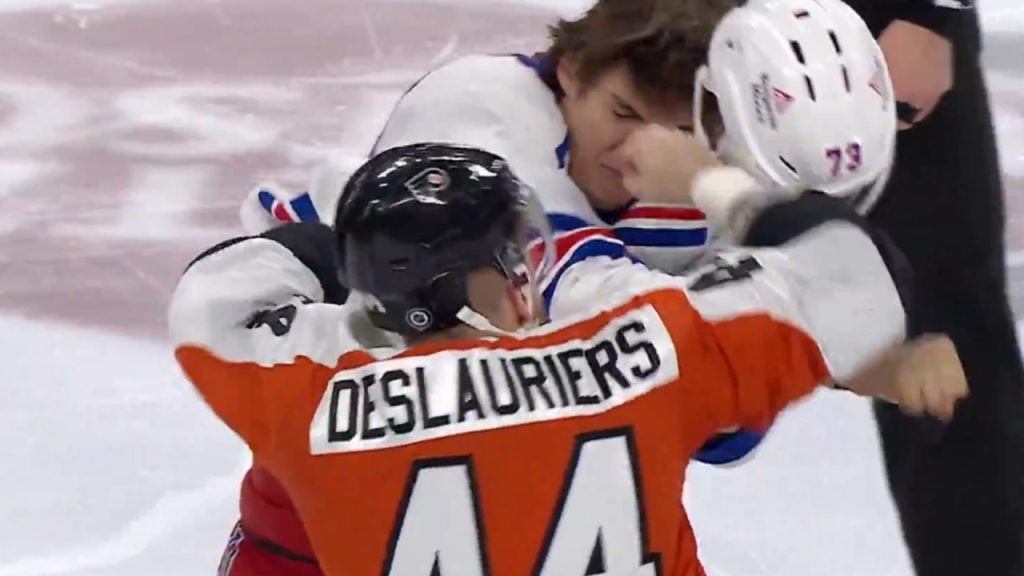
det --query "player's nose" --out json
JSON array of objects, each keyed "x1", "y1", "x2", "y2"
[{"x1": 601, "y1": 145, "x2": 630, "y2": 174}]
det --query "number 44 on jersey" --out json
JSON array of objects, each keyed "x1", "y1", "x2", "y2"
[{"x1": 383, "y1": 430, "x2": 661, "y2": 576}]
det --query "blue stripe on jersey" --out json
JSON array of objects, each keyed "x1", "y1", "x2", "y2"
[
  {"x1": 547, "y1": 212, "x2": 591, "y2": 233},
  {"x1": 514, "y1": 53, "x2": 537, "y2": 68},
  {"x1": 257, "y1": 189, "x2": 276, "y2": 213},
  {"x1": 555, "y1": 133, "x2": 571, "y2": 169},
  {"x1": 693, "y1": 429, "x2": 765, "y2": 465},
  {"x1": 289, "y1": 192, "x2": 320, "y2": 223},
  {"x1": 614, "y1": 226, "x2": 709, "y2": 248}
]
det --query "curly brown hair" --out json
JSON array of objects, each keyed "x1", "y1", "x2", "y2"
[{"x1": 547, "y1": 0, "x2": 737, "y2": 120}]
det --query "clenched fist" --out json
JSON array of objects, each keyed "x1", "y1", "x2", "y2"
[
  {"x1": 618, "y1": 124, "x2": 722, "y2": 205},
  {"x1": 844, "y1": 334, "x2": 968, "y2": 422},
  {"x1": 888, "y1": 334, "x2": 967, "y2": 421}
]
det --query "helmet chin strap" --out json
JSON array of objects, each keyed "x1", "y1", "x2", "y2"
[
  {"x1": 455, "y1": 305, "x2": 510, "y2": 335},
  {"x1": 454, "y1": 278, "x2": 541, "y2": 337},
  {"x1": 455, "y1": 304, "x2": 541, "y2": 336}
]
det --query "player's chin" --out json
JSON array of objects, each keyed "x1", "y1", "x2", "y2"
[{"x1": 589, "y1": 179, "x2": 635, "y2": 212}]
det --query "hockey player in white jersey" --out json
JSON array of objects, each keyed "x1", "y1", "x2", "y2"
[{"x1": 224, "y1": 1, "x2": 906, "y2": 573}]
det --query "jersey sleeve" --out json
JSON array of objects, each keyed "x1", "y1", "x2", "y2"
[
  {"x1": 610, "y1": 203, "x2": 710, "y2": 275},
  {"x1": 168, "y1": 223, "x2": 374, "y2": 451},
  {"x1": 609, "y1": 202, "x2": 767, "y2": 465},
  {"x1": 549, "y1": 196, "x2": 908, "y2": 433}
]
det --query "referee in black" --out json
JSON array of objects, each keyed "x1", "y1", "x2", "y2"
[{"x1": 841, "y1": 1, "x2": 1024, "y2": 574}]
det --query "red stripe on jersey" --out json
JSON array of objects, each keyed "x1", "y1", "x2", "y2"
[
  {"x1": 620, "y1": 206, "x2": 705, "y2": 221},
  {"x1": 552, "y1": 227, "x2": 617, "y2": 261},
  {"x1": 272, "y1": 203, "x2": 295, "y2": 223}
]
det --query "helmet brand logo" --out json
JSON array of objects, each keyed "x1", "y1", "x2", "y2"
[{"x1": 751, "y1": 73, "x2": 778, "y2": 130}]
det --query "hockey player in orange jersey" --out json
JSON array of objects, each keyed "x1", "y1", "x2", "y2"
[
  {"x1": 223, "y1": 0, "x2": 911, "y2": 571},
  {"x1": 172, "y1": 142, "x2": 966, "y2": 576}
]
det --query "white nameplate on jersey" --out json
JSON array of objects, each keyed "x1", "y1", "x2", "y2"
[
  {"x1": 309, "y1": 305, "x2": 678, "y2": 455},
  {"x1": 932, "y1": 0, "x2": 971, "y2": 9}
]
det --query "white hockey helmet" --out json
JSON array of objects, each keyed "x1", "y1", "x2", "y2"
[{"x1": 694, "y1": 0, "x2": 896, "y2": 207}]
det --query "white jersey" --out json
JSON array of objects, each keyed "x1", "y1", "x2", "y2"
[
  {"x1": 244, "y1": 54, "x2": 710, "y2": 293},
  {"x1": 373, "y1": 55, "x2": 591, "y2": 219},
  {"x1": 373, "y1": 54, "x2": 710, "y2": 278}
]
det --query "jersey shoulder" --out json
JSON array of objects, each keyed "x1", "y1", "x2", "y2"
[
  {"x1": 417, "y1": 54, "x2": 560, "y2": 111},
  {"x1": 376, "y1": 54, "x2": 568, "y2": 167},
  {"x1": 375, "y1": 53, "x2": 599, "y2": 223}
]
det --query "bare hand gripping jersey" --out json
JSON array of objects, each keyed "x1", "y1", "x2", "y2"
[{"x1": 171, "y1": 206, "x2": 906, "y2": 575}]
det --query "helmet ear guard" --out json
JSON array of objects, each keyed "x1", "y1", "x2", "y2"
[
  {"x1": 693, "y1": 64, "x2": 713, "y2": 151},
  {"x1": 694, "y1": 61, "x2": 780, "y2": 194},
  {"x1": 348, "y1": 224, "x2": 525, "y2": 337},
  {"x1": 365, "y1": 272, "x2": 468, "y2": 336},
  {"x1": 368, "y1": 242, "x2": 539, "y2": 338}
]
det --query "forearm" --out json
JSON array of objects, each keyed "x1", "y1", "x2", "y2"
[
  {"x1": 844, "y1": 0, "x2": 979, "y2": 51},
  {"x1": 897, "y1": 2, "x2": 969, "y2": 33}
]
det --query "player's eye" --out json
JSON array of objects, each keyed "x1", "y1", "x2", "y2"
[
  {"x1": 613, "y1": 106, "x2": 640, "y2": 120},
  {"x1": 612, "y1": 98, "x2": 641, "y2": 120}
]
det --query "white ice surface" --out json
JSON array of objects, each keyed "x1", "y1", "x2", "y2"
[
  {"x1": 0, "y1": 315, "x2": 249, "y2": 576},
  {"x1": 1, "y1": 0, "x2": 1022, "y2": 575}
]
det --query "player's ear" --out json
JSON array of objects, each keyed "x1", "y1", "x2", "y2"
[
  {"x1": 556, "y1": 53, "x2": 582, "y2": 100},
  {"x1": 507, "y1": 280, "x2": 534, "y2": 328}
]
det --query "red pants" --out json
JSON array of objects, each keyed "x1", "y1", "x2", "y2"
[{"x1": 218, "y1": 522, "x2": 324, "y2": 576}]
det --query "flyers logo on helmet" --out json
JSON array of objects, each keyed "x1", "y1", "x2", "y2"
[{"x1": 404, "y1": 167, "x2": 450, "y2": 203}]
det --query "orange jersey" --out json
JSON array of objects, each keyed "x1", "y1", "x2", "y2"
[{"x1": 171, "y1": 221, "x2": 905, "y2": 575}]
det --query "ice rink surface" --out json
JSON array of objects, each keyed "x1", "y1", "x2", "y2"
[{"x1": 0, "y1": 1, "x2": 1020, "y2": 574}]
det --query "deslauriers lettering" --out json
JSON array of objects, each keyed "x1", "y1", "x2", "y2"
[{"x1": 321, "y1": 319, "x2": 667, "y2": 447}]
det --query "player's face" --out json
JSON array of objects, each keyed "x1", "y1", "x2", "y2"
[{"x1": 558, "y1": 60, "x2": 695, "y2": 212}]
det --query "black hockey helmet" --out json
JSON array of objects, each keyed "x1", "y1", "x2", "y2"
[{"x1": 335, "y1": 143, "x2": 554, "y2": 336}]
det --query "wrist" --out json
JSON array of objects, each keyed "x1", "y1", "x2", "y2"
[
  {"x1": 691, "y1": 166, "x2": 778, "y2": 242},
  {"x1": 835, "y1": 344, "x2": 903, "y2": 400}
]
